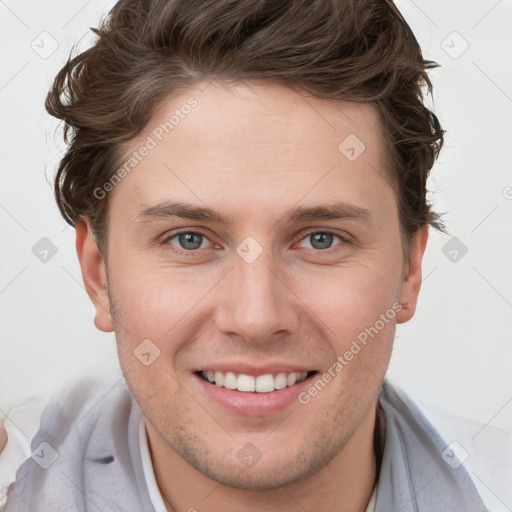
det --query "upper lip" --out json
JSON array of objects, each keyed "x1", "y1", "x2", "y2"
[{"x1": 195, "y1": 362, "x2": 315, "y2": 376}]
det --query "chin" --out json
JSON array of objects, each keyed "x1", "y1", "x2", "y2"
[
  {"x1": 193, "y1": 457, "x2": 318, "y2": 491},
  {"x1": 172, "y1": 428, "x2": 346, "y2": 491}
]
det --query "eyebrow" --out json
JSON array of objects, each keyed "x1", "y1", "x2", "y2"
[{"x1": 136, "y1": 200, "x2": 372, "y2": 226}]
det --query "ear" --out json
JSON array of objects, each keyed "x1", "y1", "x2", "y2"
[
  {"x1": 396, "y1": 226, "x2": 428, "y2": 324},
  {"x1": 75, "y1": 218, "x2": 114, "y2": 332}
]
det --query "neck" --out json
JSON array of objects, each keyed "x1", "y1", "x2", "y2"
[{"x1": 148, "y1": 404, "x2": 379, "y2": 512}]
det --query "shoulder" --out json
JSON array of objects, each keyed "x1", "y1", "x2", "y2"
[
  {"x1": 33, "y1": 374, "x2": 132, "y2": 446},
  {"x1": 2, "y1": 375, "x2": 135, "y2": 511},
  {"x1": 381, "y1": 381, "x2": 512, "y2": 512},
  {"x1": 0, "y1": 376, "x2": 130, "y2": 477},
  {"x1": 415, "y1": 395, "x2": 512, "y2": 512}
]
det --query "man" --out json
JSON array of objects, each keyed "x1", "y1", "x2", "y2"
[{"x1": 0, "y1": 0, "x2": 506, "y2": 510}]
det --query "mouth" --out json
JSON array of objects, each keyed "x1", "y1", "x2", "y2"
[
  {"x1": 192, "y1": 364, "x2": 321, "y2": 416},
  {"x1": 195, "y1": 370, "x2": 318, "y2": 393}
]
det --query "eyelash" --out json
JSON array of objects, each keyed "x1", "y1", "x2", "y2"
[{"x1": 162, "y1": 228, "x2": 349, "y2": 255}]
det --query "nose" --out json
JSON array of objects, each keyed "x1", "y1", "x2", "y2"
[{"x1": 214, "y1": 244, "x2": 300, "y2": 345}]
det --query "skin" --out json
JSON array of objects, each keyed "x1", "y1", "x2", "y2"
[
  {"x1": 76, "y1": 81, "x2": 427, "y2": 512},
  {"x1": 0, "y1": 422, "x2": 6, "y2": 454}
]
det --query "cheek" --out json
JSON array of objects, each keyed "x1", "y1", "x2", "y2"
[
  {"x1": 109, "y1": 254, "x2": 205, "y2": 338},
  {"x1": 108, "y1": 263, "x2": 191, "y2": 396},
  {"x1": 294, "y1": 259, "x2": 402, "y2": 341}
]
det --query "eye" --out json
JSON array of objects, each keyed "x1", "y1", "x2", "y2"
[
  {"x1": 297, "y1": 230, "x2": 345, "y2": 251},
  {"x1": 163, "y1": 229, "x2": 347, "y2": 254},
  {"x1": 165, "y1": 231, "x2": 215, "y2": 252}
]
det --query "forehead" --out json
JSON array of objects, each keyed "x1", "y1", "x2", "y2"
[{"x1": 112, "y1": 81, "x2": 392, "y2": 220}]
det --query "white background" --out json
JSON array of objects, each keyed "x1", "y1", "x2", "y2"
[{"x1": 0, "y1": 0, "x2": 511, "y2": 435}]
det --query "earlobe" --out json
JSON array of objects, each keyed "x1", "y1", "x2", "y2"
[
  {"x1": 396, "y1": 227, "x2": 428, "y2": 324},
  {"x1": 75, "y1": 219, "x2": 114, "y2": 332}
]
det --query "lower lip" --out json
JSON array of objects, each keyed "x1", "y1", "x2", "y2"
[{"x1": 193, "y1": 373, "x2": 315, "y2": 417}]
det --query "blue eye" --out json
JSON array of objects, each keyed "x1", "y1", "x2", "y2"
[
  {"x1": 167, "y1": 231, "x2": 212, "y2": 251},
  {"x1": 298, "y1": 231, "x2": 344, "y2": 251},
  {"x1": 163, "y1": 229, "x2": 346, "y2": 254}
]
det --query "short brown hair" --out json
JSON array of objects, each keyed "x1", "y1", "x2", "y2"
[{"x1": 46, "y1": 0, "x2": 445, "y2": 252}]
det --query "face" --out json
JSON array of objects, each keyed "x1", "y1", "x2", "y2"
[{"x1": 77, "y1": 81, "x2": 426, "y2": 490}]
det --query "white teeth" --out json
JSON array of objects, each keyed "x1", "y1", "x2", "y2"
[
  {"x1": 237, "y1": 374, "x2": 255, "y2": 392},
  {"x1": 286, "y1": 373, "x2": 297, "y2": 386},
  {"x1": 214, "y1": 371, "x2": 224, "y2": 386},
  {"x1": 274, "y1": 372, "x2": 287, "y2": 390},
  {"x1": 201, "y1": 370, "x2": 310, "y2": 392},
  {"x1": 255, "y1": 374, "x2": 274, "y2": 393},
  {"x1": 224, "y1": 372, "x2": 237, "y2": 390}
]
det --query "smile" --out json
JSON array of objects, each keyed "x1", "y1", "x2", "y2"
[{"x1": 197, "y1": 370, "x2": 315, "y2": 393}]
